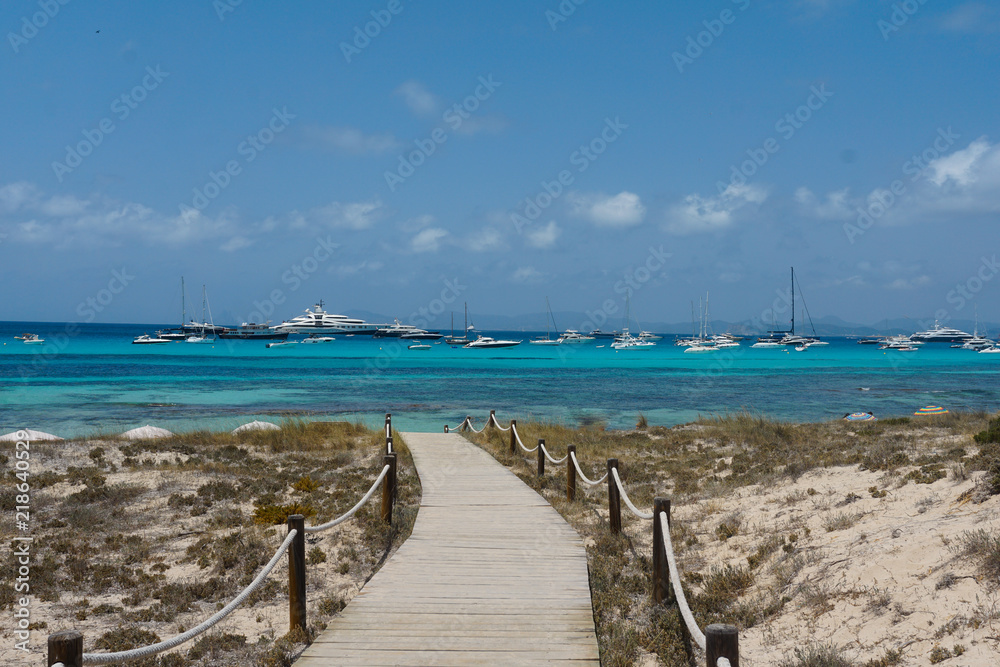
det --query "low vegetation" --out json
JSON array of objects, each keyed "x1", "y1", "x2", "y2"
[
  {"x1": 0, "y1": 419, "x2": 419, "y2": 666},
  {"x1": 467, "y1": 409, "x2": 998, "y2": 666}
]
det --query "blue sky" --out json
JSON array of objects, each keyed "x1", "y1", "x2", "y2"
[{"x1": 2, "y1": 0, "x2": 999, "y2": 328}]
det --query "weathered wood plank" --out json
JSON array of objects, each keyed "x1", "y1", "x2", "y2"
[{"x1": 293, "y1": 431, "x2": 600, "y2": 665}]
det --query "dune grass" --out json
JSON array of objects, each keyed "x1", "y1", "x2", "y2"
[
  {"x1": 465, "y1": 409, "x2": 996, "y2": 666},
  {"x1": 0, "y1": 419, "x2": 418, "y2": 666}
]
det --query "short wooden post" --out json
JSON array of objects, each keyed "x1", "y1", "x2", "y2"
[
  {"x1": 385, "y1": 413, "x2": 391, "y2": 436},
  {"x1": 48, "y1": 630, "x2": 83, "y2": 667},
  {"x1": 464, "y1": 415, "x2": 471, "y2": 432},
  {"x1": 652, "y1": 497, "x2": 671, "y2": 605},
  {"x1": 386, "y1": 436, "x2": 393, "y2": 455},
  {"x1": 444, "y1": 425, "x2": 449, "y2": 433},
  {"x1": 489, "y1": 409, "x2": 496, "y2": 429},
  {"x1": 607, "y1": 459, "x2": 621, "y2": 534},
  {"x1": 381, "y1": 453, "x2": 397, "y2": 525},
  {"x1": 537, "y1": 439, "x2": 545, "y2": 477},
  {"x1": 706, "y1": 624, "x2": 739, "y2": 666},
  {"x1": 509, "y1": 420, "x2": 516, "y2": 454},
  {"x1": 287, "y1": 515, "x2": 307, "y2": 634},
  {"x1": 566, "y1": 445, "x2": 577, "y2": 501}
]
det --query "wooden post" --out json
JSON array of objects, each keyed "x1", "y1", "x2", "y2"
[
  {"x1": 385, "y1": 413, "x2": 391, "y2": 438},
  {"x1": 287, "y1": 515, "x2": 307, "y2": 634},
  {"x1": 706, "y1": 624, "x2": 739, "y2": 667},
  {"x1": 381, "y1": 453, "x2": 397, "y2": 525},
  {"x1": 489, "y1": 409, "x2": 496, "y2": 429},
  {"x1": 48, "y1": 630, "x2": 83, "y2": 667},
  {"x1": 444, "y1": 425, "x2": 449, "y2": 433},
  {"x1": 652, "y1": 497, "x2": 671, "y2": 605},
  {"x1": 509, "y1": 420, "x2": 516, "y2": 454},
  {"x1": 566, "y1": 445, "x2": 577, "y2": 501},
  {"x1": 386, "y1": 436, "x2": 393, "y2": 455},
  {"x1": 537, "y1": 439, "x2": 545, "y2": 477},
  {"x1": 607, "y1": 459, "x2": 621, "y2": 534},
  {"x1": 464, "y1": 415, "x2": 471, "y2": 432}
]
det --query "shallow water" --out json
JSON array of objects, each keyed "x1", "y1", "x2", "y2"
[{"x1": 1, "y1": 322, "x2": 998, "y2": 437}]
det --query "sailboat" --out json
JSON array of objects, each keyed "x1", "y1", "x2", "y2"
[
  {"x1": 445, "y1": 303, "x2": 473, "y2": 345},
  {"x1": 611, "y1": 295, "x2": 656, "y2": 350},
  {"x1": 186, "y1": 286, "x2": 217, "y2": 343},
  {"x1": 530, "y1": 297, "x2": 563, "y2": 345}
]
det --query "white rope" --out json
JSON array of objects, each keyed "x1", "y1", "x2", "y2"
[
  {"x1": 540, "y1": 442, "x2": 567, "y2": 464},
  {"x1": 512, "y1": 423, "x2": 537, "y2": 453},
  {"x1": 466, "y1": 418, "x2": 486, "y2": 434},
  {"x1": 305, "y1": 465, "x2": 390, "y2": 533},
  {"x1": 612, "y1": 467, "x2": 654, "y2": 520},
  {"x1": 718, "y1": 659, "x2": 732, "y2": 667},
  {"x1": 82, "y1": 529, "x2": 298, "y2": 664},
  {"x1": 491, "y1": 415, "x2": 511, "y2": 432},
  {"x1": 660, "y1": 512, "x2": 707, "y2": 651},
  {"x1": 570, "y1": 450, "x2": 608, "y2": 486}
]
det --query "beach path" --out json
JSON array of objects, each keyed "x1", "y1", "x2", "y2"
[{"x1": 294, "y1": 431, "x2": 601, "y2": 666}]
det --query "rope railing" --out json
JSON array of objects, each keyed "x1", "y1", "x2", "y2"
[
  {"x1": 511, "y1": 422, "x2": 538, "y2": 453},
  {"x1": 570, "y1": 450, "x2": 609, "y2": 486},
  {"x1": 47, "y1": 421, "x2": 401, "y2": 667},
  {"x1": 612, "y1": 467, "x2": 654, "y2": 520},
  {"x1": 453, "y1": 409, "x2": 740, "y2": 667},
  {"x1": 80, "y1": 530, "x2": 298, "y2": 665},
  {"x1": 305, "y1": 464, "x2": 391, "y2": 532}
]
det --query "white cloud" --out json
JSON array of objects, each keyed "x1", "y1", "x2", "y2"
[
  {"x1": 399, "y1": 214, "x2": 435, "y2": 232},
  {"x1": 0, "y1": 182, "x2": 40, "y2": 212},
  {"x1": 395, "y1": 80, "x2": 439, "y2": 117},
  {"x1": 465, "y1": 227, "x2": 504, "y2": 252},
  {"x1": 887, "y1": 276, "x2": 931, "y2": 290},
  {"x1": 303, "y1": 125, "x2": 399, "y2": 155},
  {"x1": 794, "y1": 187, "x2": 852, "y2": 220},
  {"x1": 526, "y1": 220, "x2": 560, "y2": 249},
  {"x1": 410, "y1": 227, "x2": 448, "y2": 253},
  {"x1": 665, "y1": 183, "x2": 767, "y2": 235},
  {"x1": 307, "y1": 200, "x2": 383, "y2": 230},
  {"x1": 568, "y1": 191, "x2": 646, "y2": 228},
  {"x1": 454, "y1": 114, "x2": 509, "y2": 136},
  {"x1": 940, "y1": 2, "x2": 1000, "y2": 33},
  {"x1": 512, "y1": 266, "x2": 543, "y2": 283},
  {"x1": 39, "y1": 194, "x2": 89, "y2": 217},
  {"x1": 335, "y1": 260, "x2": 384, "y2": 277},
  {"x1": 220, "y1": 236, "x2": 253, "y2": 252},
  {"x1": 927, "y1": 136, "x2": 992, "y2": 187}
]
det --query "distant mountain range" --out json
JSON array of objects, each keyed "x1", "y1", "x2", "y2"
[{"x1": 346, "y1": 310, "x2": 998, "y2": 337}]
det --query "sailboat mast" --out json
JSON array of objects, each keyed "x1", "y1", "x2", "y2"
[
  {"x1": 790, "y1": 267, "x2": 795, "y2": 335},
  {"x1": 181, "y1": 276, "x2": 186, "y2": 325}
]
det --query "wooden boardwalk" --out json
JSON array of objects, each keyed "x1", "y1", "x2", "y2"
[{"x1": 295, "y1": 431, "x2": 601, "y2": 666}]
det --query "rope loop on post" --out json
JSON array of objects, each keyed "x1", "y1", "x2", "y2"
[
  {"x1": 611, "y1": 468, "x2": 654, "y2": 519},
  {"x1": 512, "y1": 423, "x2": 538, "y2": 453},
  {"x1": 540, "y1": 441, "x2": 568, "y2": 464},
  {"x1": 659, "y1": 511, "x2": 707, "y2": 651},
  {"x1": 569, "y1": 450, "x2": 609, "y2": 486}
]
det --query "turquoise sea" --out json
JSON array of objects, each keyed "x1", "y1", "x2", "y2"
[{"x1": 2, "y1": 322, "x2": 999, "y2": 439}]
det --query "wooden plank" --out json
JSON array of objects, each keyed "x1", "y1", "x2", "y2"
[{"x1": 294, "y1": 431, "x2": 600, "y2": 665}]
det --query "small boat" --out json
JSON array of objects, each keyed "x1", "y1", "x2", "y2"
[
  {"x1": 444, "y1": 303, "x2": 473, "y2": 345},
  {"x1": 637, "y1": 331, "x2": 662, "y2": 341},
  {"x1": 15, "y1": 333, "x2": 45, "y2": 344},
  {"x1": 132, "y1": 334, "x2": 171, "y2": 345},
  {"x1": 979, "y1": 346, "x2": 1000, "y2": 354},
  {"x1": 561, "y1": 330, "x2": 595, "y2": 343},
  {"x1": 266, "y1": 340, "x2": 299, "y2": 348},
  {"x1": 464, "y1": 335, "x2": 522, "y2": 349},
  {"x1": 185, "y1": 334, "x2": 215, "y2": 343},
  {"x1": 588, "y1": 329, "x2": 620, "y2": 339},
  {"x1": 219, "y1": 321, "x2": 288, "y2": 340},
  {"x1": 611, "y1": 333, "x2": 656, "y2": 350},
  {"x1": 407, "y1": 344, "x2": 432, "y2": 350},
  {"x1": 301, "y1": 335, "x2": 335, "y2": 344},
  {"x1": 530, "y1": 297, "x2": 564, "y2": 345},
  {"x1": 684, "y1": 344, "x2": 719, "y2": 353}
]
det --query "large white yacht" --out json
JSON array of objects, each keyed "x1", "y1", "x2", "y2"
[
  {"x1": 273, "y1": 301, "x2": 382, "y2": 334},
  {"x1": 910, "y1": 321, "x2": 973, "y2": 343}
]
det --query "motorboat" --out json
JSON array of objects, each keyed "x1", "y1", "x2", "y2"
[
  {"x1": 185, "y1": 334, "x2": 215, "y2": 343},
  {"x1": 274, "y1": 300, "x2": 383, "y2": 334},
  {"x1": 684, "y1": 343, "x2": 719, "y2": 353},
  {"x1": 374, "y1": 318, "x2": 442, "y2": 340},
  {"x1": 561, "y1": 330, "x2": 595, "y2": 343},
  {"x1": 301, "y1": 334, "x2": 335, "y2": 343},
  {"x1": 979, "y1": 346, "x2": 1000, "y2": 354},
  {"x1": 588, "y1": 329, "x2": 620, "y2": 339},
  {"x1": 266, "y1": 340, "x2": 299, "y2": 348},
  {"x1": 637, "y1": 331, "x2": 662, "y2": 341},
  {"x1": 407, "y1": 343, "x2": 432, "y2": 350},
  {"x1": 155, "y1": 328, "x2": 187, "y2": 341},
  {"x1": 464, "y1": 335, "x2": 522, "y2": 349},
  {"x1": 529, "y1": 337, "x2": 564, "y2": 346},
  {"x1": 219, "y1": 322, "x2": 288, "y2": 340},
  {"x1": 15, "y1": 333, "x2": 45, "y2": 344},
  {"x1": 611, "y1": 332, "x2": 656, "y2": 350},
  {"x1": 910, "y1": 320, "x2": 973, "y2": 343},
  {"x1": 856, "y1": 336, "x2": 884, "y2": 345},
  {"x1": 132, "y1": 334, "x2": 170, "y2": 345}
]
